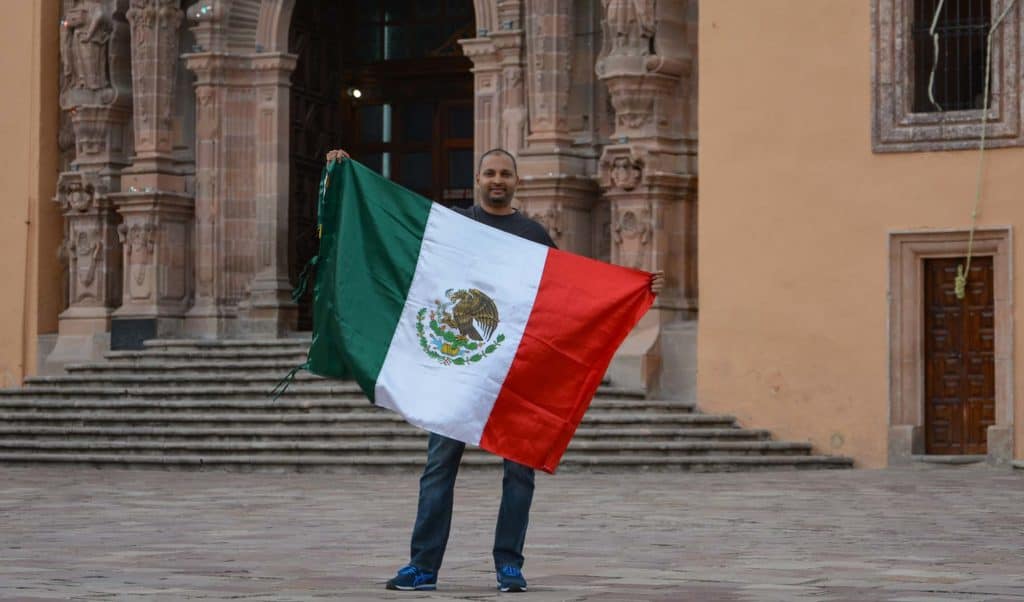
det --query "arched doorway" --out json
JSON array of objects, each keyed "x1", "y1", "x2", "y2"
[{"x1": 288, "y1": 0, "x2": 476, "y2": 329}]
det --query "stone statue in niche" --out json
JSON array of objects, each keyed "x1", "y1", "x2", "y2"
[
  {"x1": 613, "y1": 208, "x2": 652, "y2": 270},
  {"x1": 61, "y1": 0, "x2": 115, "y2": 95},
  {"x1": 501, "y1": 67, "x2": 528, "y2": 156},
  {"x1": 609, "y1": 155, "x2": 643, "y2": 190},
  {"x1": 603, "y1": 0, "x2": 655, "y2": 56}
]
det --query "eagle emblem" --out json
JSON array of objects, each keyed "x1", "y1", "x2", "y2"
[{"x1": 416, "y1": 288, "x2": 506, "y2": 366}]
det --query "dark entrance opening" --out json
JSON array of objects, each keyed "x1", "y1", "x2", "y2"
[
  {"x1": 923, "y1": 256, "x2": 995, "y2": 455},
  {"x1": 288, "y1": 1, "x2": 475, "y2": 330}
]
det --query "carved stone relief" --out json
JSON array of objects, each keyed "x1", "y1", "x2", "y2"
[
  {"x1": 501, "y1": 67, "x2": 528, "y2": 155},
  {"x1": 609, "y1": 155, "x2": 643, "y2": 190},
  {"x1": 119, "y1": 221, "x2": 156, "y2": 300},
  {"x1": 523, "y1": 203, "x2": 564, "y2": 242},
  {"x1": 56, "y1": 150, "x2": 123, "y2": 320},
  {"x1": 612, "y1": 205, "x2": 652, "y2": 270}
]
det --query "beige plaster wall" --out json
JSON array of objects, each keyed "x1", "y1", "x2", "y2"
[
  {"x1": 0, "y1": 0, "x2": 61, "y2": 386},
  {"x1": 698, "y1": 0, "x2": 1024, "y2": 467}
]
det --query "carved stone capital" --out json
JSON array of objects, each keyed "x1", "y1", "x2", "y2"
[
  {"x1": 459, "y1": 37, "x2": 499, "y2": 62},
  {"x1": 599, "y1": 70, "x2": 678, "y2": 136},
  {"x1": 186, "y1": 0, "x2": 227, "y2": 53},
  {"x1": 68, "y1": 105, "x2": 131, "y2": 168}
]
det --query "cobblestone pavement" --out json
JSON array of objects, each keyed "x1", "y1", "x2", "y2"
[{"x1": 1, "y1": 464, "x2": 1023, "y2": 601}]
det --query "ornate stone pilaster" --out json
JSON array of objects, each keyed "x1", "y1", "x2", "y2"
[
  {"x1": 241, "y1": 52, "x2": 299, "y2": 337},
  {"x1": 112, "y1": 192, "x2": 193, "y2": 318},
  {"x1": 524, "y1": 0, "x2": 573, "y2": 147},
  {"x1": 124, "y1": 0, "x2": 184, "y2": 177},
  {"x1": 596, "y1": 0, "x2": 697, "y2": 392},
  {"x1": 108, "y1": 0, "x2": 193, "y2": 346},
  {"x1": 182, "y1": 43, "x2": 249, "y2": 336},
  {"x1": 47, "y1": 0, "x2": 134, "y2": 372},
  {"x1": 460, "y1": 36, "x2": 502, "y2": 165},
  {"x1": 55, "y1": 173, "x2": 123, "y2": 321},
  {"x1": 514, "y1": 0, "x2": 600, "y2": 255}
]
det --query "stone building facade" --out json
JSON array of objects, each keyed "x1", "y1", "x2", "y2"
[{"x1": 45, "y1": 0, "x2": 700, "y2": 393}]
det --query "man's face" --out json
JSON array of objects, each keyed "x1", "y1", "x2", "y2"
[{"x1": 475, "y1": 153, "x2": 519, "y2": 207}]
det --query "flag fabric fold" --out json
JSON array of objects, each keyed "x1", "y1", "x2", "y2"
[{"x1": 303, "y1": 159, "x2": 654, "y2": 473}]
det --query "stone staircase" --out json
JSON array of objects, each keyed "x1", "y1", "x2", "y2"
[{"x1": 0, "y1": 339, "x2": 853, "y2": 471}]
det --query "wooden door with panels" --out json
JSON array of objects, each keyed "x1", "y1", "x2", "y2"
[{"x1": 923, "y1": 256, "x2": 995, "y2": 455}]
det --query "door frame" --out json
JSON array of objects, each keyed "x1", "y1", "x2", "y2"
[{"x1": 888, "y1": 227, "x2": 1014, "y2": 465}]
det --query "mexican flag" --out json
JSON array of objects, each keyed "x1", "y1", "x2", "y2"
[{"x1": 301, "y1": 159, "x2": 654, "y2": 473}]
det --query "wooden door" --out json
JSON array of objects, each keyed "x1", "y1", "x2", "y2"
[{"x1": 924, "y1": 256, "x2": 995, "y2": 454}]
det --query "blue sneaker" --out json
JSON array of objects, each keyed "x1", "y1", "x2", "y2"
[
  {"x1": 385, "y1": 565, "x2": 437, "y2": 591},
  {"x1": 496, "y1": 565, "x2": 527, "y2": 592}
]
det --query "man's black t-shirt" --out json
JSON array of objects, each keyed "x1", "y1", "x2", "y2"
[{"x1": 453, "y1": 205, "x2": 557, "y2": 249}]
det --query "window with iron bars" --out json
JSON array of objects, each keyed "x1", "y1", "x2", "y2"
[
  {"x1": 872, "y1": 0, "x2": 1022, "y2": 152},
  {"x1": 912, "y1": 0, "x2": 992, "y2": 112}
]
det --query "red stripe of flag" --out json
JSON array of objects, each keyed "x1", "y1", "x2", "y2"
[{"x1": 478, "y1": 248, "x2": 655, "y2": 473}]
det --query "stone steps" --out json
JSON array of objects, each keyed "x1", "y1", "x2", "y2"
[
  {"x1": 0, "y1": 425, "x2": 771, "y2": 441},
  {"x1": 0, "y1": 411, "x2": 736, "y2": 429},
  {"x1": 0, "y1": 452, "x2": 853, "y2": 471},
  {"x1": 0, "y1": 397, "x2": 690, "y2": 413},
  {"x1": 0, "y1": 438, "x2": 813, "y2": 457},
  {"x1": 0, "y1": 339, "x2": 854, "y2": 471}
]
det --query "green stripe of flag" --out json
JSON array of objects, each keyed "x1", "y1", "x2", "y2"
[{"x1": 307, "y1": 160, "x2": 432, "y2": 402}]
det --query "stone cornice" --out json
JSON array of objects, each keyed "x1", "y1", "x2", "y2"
[
  {"x1": 183, "y1": 52, "x2": 253, "y2": 85},
  {"x1": 459, "y1": 36, "x2": 497, "y2": 59}
]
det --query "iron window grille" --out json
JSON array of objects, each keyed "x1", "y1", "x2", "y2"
[{"x1": 911, "y1": 0, "x2": 992, "y2": 112}]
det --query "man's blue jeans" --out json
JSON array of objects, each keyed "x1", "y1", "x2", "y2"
[{"x1": 409, "y1": 432, "x2": 535, "y2": 572}]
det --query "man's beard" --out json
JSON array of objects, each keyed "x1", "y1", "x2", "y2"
[{"x1": 483, "y1": 190, "x2": 511, "y2": 206}]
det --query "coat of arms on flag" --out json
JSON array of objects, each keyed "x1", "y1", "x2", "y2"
[{"x1": 416, "y1": 288, "x2": 505, "y2": 366}]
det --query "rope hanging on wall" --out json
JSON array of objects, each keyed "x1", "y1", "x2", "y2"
[{"x1": 927, "y1": 0, "x2": 1019, "y2": 299}]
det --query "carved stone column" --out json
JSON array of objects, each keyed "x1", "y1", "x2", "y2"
[
  {"x1": 460, "y1": 36, "x2": 502, "y2": 166},
  {"x1": 515, "y1": 0, "x2": 598, "y2": 256},
  {"x1": 240, "y1": 52, "x2": 299, "y2": 337},
  {"x1": 596, "y1": 0, "x2": 697, "y2": 393},
  {"x1": 181, "y1": 44, "x2": 246, "y2": 335},
  {"x1": 109, "y1": 0, "x2": 194, "y2": 347},
  {"x1": 46, "y1": 0, "x2": 134, "y2": 372}
]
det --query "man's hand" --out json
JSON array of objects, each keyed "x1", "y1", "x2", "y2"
[
  {"x1": 325, "y1": 149, "x2": 350, "y2": 163},
  {"x1": 650, "y1": 270, "x2": 665, "y2": 296}
]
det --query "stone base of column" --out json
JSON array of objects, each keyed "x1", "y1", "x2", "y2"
[
  {"x1": 887, "y1": 425, "x2": 925, "y2": 466},
  {"x1": 986, "y1": 425, "x2": 1013, "y2": 466},
  {"x1": 655, "y1": 319, "x2": 698, "y2": 402},
  {"x1": 109, "y1": 315, "x2": 186, "y2": 350},
  {"x1": 182, "y1": 302, "x2": 232, "y2": 339},
  {"x1": 44, "y1": 308, "x2": 114, "y2": 374},
  {"x1": 606, "y1": 312, "x2": 662, "y2": 393},
  {"x1": 240, "y1": 274, "x2": 297, "y2": 338}
]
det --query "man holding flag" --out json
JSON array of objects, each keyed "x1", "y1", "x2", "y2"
[{"x1": 320, "y1": 147, "x2": 663, "y2": 593}]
